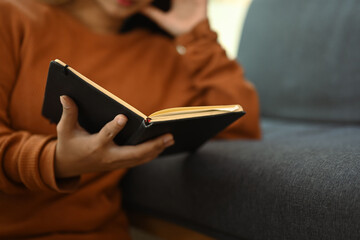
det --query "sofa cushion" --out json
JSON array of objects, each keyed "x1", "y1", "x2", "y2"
[
  {"x1": 237, "y1": 0, "x2": 360, "y2": 123},
  {"x1": 122, "y1": 119, "x2": 360, "y2": 240}
]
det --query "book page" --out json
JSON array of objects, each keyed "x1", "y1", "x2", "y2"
[{"x1": 149, "y1": 105, "x2": 243, "y2": 122}]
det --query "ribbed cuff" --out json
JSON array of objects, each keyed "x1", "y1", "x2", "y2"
[
  {"x1": 39, "y1": 139, "x2": 80, "y2": 193},
  {"x1": 17, "y1": 136, "x2": 80, "y2": 193},
  {"x1": 18, "y1": 135, "x2": 53, "y2": 191}
]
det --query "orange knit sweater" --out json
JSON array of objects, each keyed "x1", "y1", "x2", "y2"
[{"x1": 0, "y1": 0, "x2": 260, "y2": 239}]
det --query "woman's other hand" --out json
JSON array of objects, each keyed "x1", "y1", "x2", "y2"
[
  {"x1": 141, "y1": 0, "x2": 207, "y2": 36},
  {"x1": 55, "y1": 95, "x2": 174, "y2": 178}
]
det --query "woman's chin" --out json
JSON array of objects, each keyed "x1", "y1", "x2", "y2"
[
  {"x1": 106, "y1": 8, "x2": 138, "y2": 19},
  {"x1": 99, "y1": 0, "x2": 148, "y2": 19}
]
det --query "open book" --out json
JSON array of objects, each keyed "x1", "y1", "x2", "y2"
[{"x1": 42, "y1": 59, "x2": 245, "y2": 155}]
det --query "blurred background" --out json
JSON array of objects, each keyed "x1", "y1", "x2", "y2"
[{"x1": 208, "y1": 0, "x2": 252, "y2": 59}]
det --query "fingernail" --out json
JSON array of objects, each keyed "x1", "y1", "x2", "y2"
[
  {"x1": 163, "y1": 135, "x2": 174, "y2": 147},
  {"x1": 60, "y1": 96, "x2": 70, "y2": 109},
  {"x1": 116, "y1": 115, "x2": 127, "y2": 125}
]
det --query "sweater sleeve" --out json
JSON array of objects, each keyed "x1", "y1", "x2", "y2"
[
  {"x1": 0, "y1": 2, "x2": 79, "y2": 194},
  {"x1": 175, "y1": 19, "x2": 261, "y2": 139}
]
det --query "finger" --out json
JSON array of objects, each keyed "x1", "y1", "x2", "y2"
[
  {"x1": 114, "y1": 134, "x2": 174, "y2": 166},
  {"x1": 96, "y1": 115, "x2": 127, "y2": 145},
  {"x1": 57, "y1": 95, "x2": 79, "y2": 137},
  {"x1": 141, "y1": 6, "x2": 168, "y2": 25},
  {"x1": 135, "y1": 134, "x2": 175, "y2": 158}
]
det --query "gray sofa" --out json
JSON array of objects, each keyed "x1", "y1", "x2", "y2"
[{"x1": 122, "y1": 0, "x2": 360, "y2": 239}]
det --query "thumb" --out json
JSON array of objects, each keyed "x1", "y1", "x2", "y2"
[
  {"x1": 141, "y1": 6, "x2": 168, "y2": 26},
  {"x1": 96, "y1": 114, "x2": 128, "y2": 145},
  {"x1": 57, "y1": 95, "x2": 79, "y2": 137}
]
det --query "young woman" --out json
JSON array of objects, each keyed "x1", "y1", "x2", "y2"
[{"x1": 0, "y1": 0, "x2": 261, "y2": 238}]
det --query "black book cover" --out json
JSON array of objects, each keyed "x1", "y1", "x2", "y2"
[{"x1": 42, "y1": 60, "x2": 245, "y2": 155}]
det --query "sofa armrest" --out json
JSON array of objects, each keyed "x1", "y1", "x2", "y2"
[{"x1": 122, "y1": 119, "x2": 360, "y2": 240}]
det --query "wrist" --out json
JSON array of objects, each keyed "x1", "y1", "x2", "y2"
[{"x1": 54, "y1": 144, "x2": 81, "y2": 179}]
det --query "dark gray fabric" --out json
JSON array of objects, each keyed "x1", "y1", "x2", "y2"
[
  {"x1": 237, "y1": 0, "x2": 360, "y2": 123},
  {"x1": 122, "y1": 119, "x2": 360, "y2": 240}
]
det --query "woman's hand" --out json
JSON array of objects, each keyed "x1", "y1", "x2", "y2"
[
  {"x1": 55, "y1": 95, "x2": 174, "y2": 178},
  {"x1": 141, "y1": 0, "x2": 207, "y2": 36}
]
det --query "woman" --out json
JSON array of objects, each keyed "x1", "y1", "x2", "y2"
[{"x1": 0, "y1": 0, "x2": 261, "y2": 239}]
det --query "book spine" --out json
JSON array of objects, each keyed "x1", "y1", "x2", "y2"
[{"x1": 123, "y1": 120, "x2": 148, "y2": 145}]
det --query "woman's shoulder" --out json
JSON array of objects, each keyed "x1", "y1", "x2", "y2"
[
  {"x1": 0, "y1": 0, "x2": 54, "y2": 26},
  {"x1": 0, "y1": 0, "x2": 39, "y2": 14}
]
